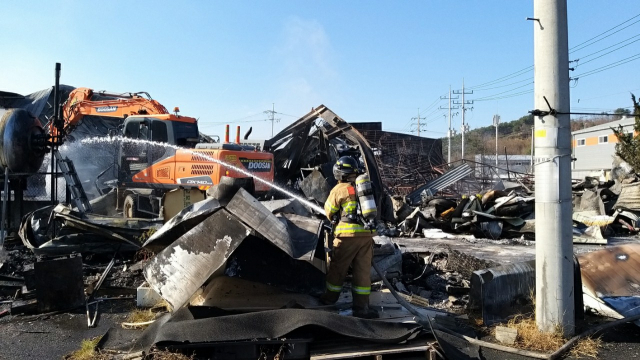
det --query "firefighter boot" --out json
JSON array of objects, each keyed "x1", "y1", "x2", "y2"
[{"x1": 352, "y1": 304, "x2": 379, "y2": 319}]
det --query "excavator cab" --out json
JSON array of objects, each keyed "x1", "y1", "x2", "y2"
[{"x1": 119, "y1": 116, "x2": 182, "y2": 182}]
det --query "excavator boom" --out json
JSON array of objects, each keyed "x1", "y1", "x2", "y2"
[{"x1": 52, "y1": 87, "x2": 171, "y2": 137}]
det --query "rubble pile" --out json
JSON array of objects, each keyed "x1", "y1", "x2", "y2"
[
  {"x1": 391, "y1": 183, "x2": 535, "y2": 240},
  {"x1": 571, "y1": 156, "x2": 640, "y2": 240}
]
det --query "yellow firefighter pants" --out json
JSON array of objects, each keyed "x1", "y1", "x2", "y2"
[{"x1": 321, "y1": 236, "x2": 373, "y2": 308}]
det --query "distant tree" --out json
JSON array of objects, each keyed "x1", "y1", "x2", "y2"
[
  {"x1": 614, "y1": 107, "x2": 631, "y2": 115},
  {"x1": 614, "y1": 107, "x2": 632, "y2": 120},
  {"x1": 613, "y1": 94, "x2": 640, "y2": 171}
]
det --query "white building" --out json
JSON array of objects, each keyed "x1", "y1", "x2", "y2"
[{"x1": 571, "y1": 116, "x2": 634, "y2": 180}]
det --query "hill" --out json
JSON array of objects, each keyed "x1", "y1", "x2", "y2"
[{"x1": 444, "y1": 112, "x2": 631, "y2": 163}]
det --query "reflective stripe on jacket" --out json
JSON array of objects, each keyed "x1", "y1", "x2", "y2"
[{"x1": 324, "y1": 182, "x2": 375, "y2": 237}]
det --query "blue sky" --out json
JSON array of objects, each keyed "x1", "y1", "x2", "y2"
[{"x1": 1, "y1": 1, "x2": 639, "y2": 140}]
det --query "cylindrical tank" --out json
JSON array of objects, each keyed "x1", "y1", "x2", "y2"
[
  {"x1": 355, "y1": 173, "x2": 377, "y2": 221},
  {"x1": 0, "y1": 109, "x2": 46, "y2": 173}
]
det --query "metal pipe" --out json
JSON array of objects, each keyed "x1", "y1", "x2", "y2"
[
  {"x1": 51, "y1": 63, "x2": 61, "y2": 205},
  {"x1": 531, "y1": 126, "x2": 535, "y2": 173},
  {"x1": 461, "y1": 80, "x2": 466, "y2": 160},
  {"x1": 534, "y1": 0, "x2": 574, "y2": 336},
  {"x1": 448, "y1": 86, "x2": 452, "y2": 163},
  {"x1": 371, "y1": 259, "x2": 428, "y2": 322},
  {"x1": 236, "y1": 126, "x2": 240, "y2": 144},
  {"x1": 224, "y1": 124, "x2": 230, "y2": 143},
  {"x1": 0, "y1": 168, "x2": 8, "y2": 248}
]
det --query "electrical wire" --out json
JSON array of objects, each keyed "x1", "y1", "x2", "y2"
[
  {"x1": 570, "y1": 13, "x2": 640, "y2": 53},
  {"x1": 577, "y1": 88, "x2": 640, "y2": 102},
  {"x1": 419, "y1": 93, "x2": 447, "y2": 116},
  {"x1": 473, "y1": 82, "x2": 534, "y2": 101},
  {"x1": 574, "y1": 36, "x2": 640, "y2": 68},
  {"x1": 474, "y1": 90, "x2": 534, "y2": 102},
  {"x1": 471, "y1": 77, "x2": 534, "y2": 91},
  {"x1": 198, "y1": 117, "x2": 268, "y2": 127},
  {"x1": 572, "y1": 52, "x2": 640, "y2": 79},
  {"x1": 465, "y1": 14, "x2": 640, "y2": 93},
  {"x1": 467, "y1": 66, "x2": 533, "y2": 90}
]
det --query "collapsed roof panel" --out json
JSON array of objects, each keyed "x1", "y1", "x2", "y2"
[
  {"x1": 264, "y1": 105, "x2": 384, "y2": 216},
  {"x1": 144, "y1": 208, "x2": 253, "y2": 310}
]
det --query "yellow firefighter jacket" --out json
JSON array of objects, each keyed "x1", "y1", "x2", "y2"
[{"x1": 324, "y1": 182, "x2": 376, "y2": 237}]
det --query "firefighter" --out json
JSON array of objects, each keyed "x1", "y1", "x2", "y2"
[{"x1": 321, "y1": 156, "x2": 379, "y2": 319}]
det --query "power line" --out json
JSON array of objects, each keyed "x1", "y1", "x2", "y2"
[
  {"x1": 473, "y1": 82, "x2": 534, "y2": 101},
  {"x1": 199, "y1": 117, "x2": 266, "y2": 127},
  {"x1": 419, "y1": 93, "x2": 447, "y2": 116},
  {"x1": 569, "y1": 13, "x2": 640, "y2": 52},
  {"x1": 474, "y1": 90, "x2": 534, "y2": 102},
  {"x1": 576, "y1": 87, "x2": 640, "y2": 102},
  {"x1": 467, "y1": 66, "x2": 533, "y2": 90},
  {"x1": 465, "y1": 14, "x2": 640, "y2": 93},
  {"x1": 570, "y1": 20, "x2": 640, "y2": 54},
  {"x1": 471, "y1": 77, "x2": 534, "y2": 91},
  {"x1": 574, "y1": 35, "x2": 640, "y2": 68},
  {"x1": 573, "y1": 33, "x2": 640, "y2": 62},
  {"x1": 572, "y1": 52, "x2": 640, "y2": 79}
]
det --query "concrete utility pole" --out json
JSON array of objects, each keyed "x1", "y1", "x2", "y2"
[
  {"x1": 493, "y1": 114, "x2": 500, "y2": 166},
  {"x1": 411, "y1": 108, "x2": 426, "y2": 137},
  {"x1": 531, "y1": 126, "x2": 534, "y2": 173},
  {"x1": 440, "y1": 86, "x2": 459, "y2": 163},
  {"x1": 533, "y1": 0, "x2": 575, "y2": 336},
  {"x1": 454, "y1": 80, "x2": 473, "y2": 161},
  {"x1": 264, "y1": 103, "x2": 281, "y2": 137}
]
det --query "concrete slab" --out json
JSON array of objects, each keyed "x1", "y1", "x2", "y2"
[{"x1": 392, "y1": 236, "x2": 640, "y2": 265}]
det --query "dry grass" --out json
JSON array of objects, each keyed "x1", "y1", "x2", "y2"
[
  {"x1": 146, "y1": 348, "x2": 194, "y2": 360},
  {"x1": 125, "y1": 308, "x2": 157, "y2": 324},
  {"x1": 499, "y1": 314, "x2": 602, "y2": 357},
  {"x1": 151, "y1": 299, "x2": 171, "y2": 313},
  {"x1": 503, "y1": 315, "x2": 565, "y2": 352},
  {"x1": 66, "y1": 337, "x2": 109, "y2": 360},
  {"x1": 569, "y1": 336, "x2": 603, "y2": 359},
  {"x1": 123, "y1": 300, "x2": 171, "y2": 329}
]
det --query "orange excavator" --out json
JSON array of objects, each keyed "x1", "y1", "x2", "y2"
[{"x1": 55, "y1": 87, "x2": 274, "y2": 218}]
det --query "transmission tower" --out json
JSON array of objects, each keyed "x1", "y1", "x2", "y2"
[
  {"x1": 411, "y1": 108, "x2": 427, "y2": 137},
  {"x1": 263, "y1": 103, "x2": 281, "y2": 137},
  {"x1": 440, "y1": 86, "x2": 460, "y2": 163},
  {"x1": 453, "y1": 80, "x2": 474, "y2": 160}
]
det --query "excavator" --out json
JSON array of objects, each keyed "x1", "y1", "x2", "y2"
[{"x1": 52, "y1": 87, "x2": 274, "y2": 218}]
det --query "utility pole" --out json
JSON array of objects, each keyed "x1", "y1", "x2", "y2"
[
  {"x1": 530, "y1": 126, "x2": 534, "y2": 173},
  {"x1": 411, "y1": 108, "x2": 426, "y2": 137},
  {"x1": 533, "y1": 0, "x2": 574, "y2": 336},
  {"x1": 440, "y1": 86, "x2": 459, "y2": 163},
  {"x1": 453, "y1": 80, "x2": 473, "y2": 161},
  {"x1": 493, "y1": 114, "x2": 500, "y2": 167},
  {"x1": 263, "y1": 103, "x2": 281, "y2": 137}
]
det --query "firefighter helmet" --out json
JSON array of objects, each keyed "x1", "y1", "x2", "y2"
[{"x1": 333, "y1": 156, "x2": 359, "y2": 182}]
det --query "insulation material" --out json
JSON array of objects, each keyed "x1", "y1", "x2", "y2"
[{"x1": 614, "y1": 182, "x2": 640, "y2": 211}]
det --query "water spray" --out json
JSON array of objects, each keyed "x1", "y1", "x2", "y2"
[{"x1": 80, "y1": 136, "x2": 326, "y2": 214}]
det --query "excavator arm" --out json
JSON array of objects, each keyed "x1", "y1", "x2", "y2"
[{"x1": 50, "y1": 87, "x2": 170, "y2": 137}]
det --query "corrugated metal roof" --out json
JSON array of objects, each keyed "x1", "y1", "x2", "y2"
[
  {"x1": 475, "y1": 155, "x2": 532, "y2": 161},
  {"x1": 572, "y1": 116, "x2": 635, "y2": 135},
  {"x1": 406, "y1": 163, "x2": 473, "y2": 205}
]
